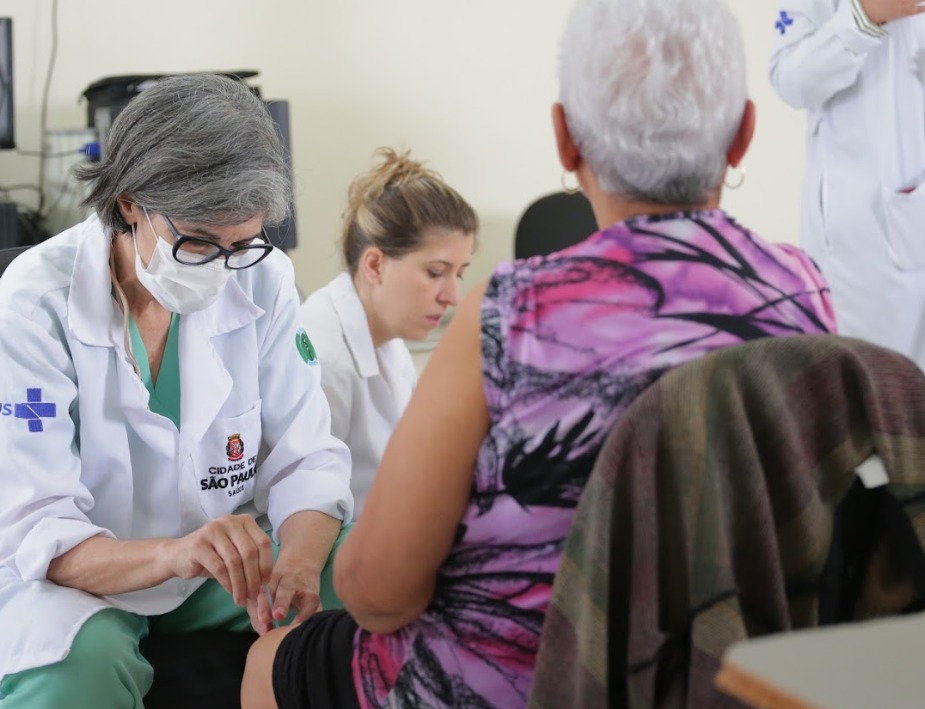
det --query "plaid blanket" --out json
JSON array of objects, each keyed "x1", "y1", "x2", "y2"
[{"x1": 527, "y1": 334, "x2": 925, "y2": 708}]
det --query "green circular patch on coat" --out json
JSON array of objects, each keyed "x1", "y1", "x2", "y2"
[{"x1": 295, "y1": 328, "x2": 318, "y2": 365}]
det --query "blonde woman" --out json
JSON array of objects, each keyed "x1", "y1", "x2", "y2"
[{"x1": 299, "y1": 149, "x2": 477, "y2": 516}]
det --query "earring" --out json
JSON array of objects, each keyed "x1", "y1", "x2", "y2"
[
  {"x1": 724, "y1": 165, "x2": 746, "y2": 190},
  {"x1": 561, "y1": 170, "x2": 581, "y2": 195}
]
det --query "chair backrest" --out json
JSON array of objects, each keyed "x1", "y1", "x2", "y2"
[
  {"x1": 528, "y1": 334, "x2": 925, "y2": 709},
  {"x1": 0, "y1": 245, "x2": 30, "y2": 278},
  {"x1": 514, "y1": 191, "x2": 597, "y2": 260}
]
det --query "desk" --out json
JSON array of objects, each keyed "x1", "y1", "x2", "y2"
[{"x1": 715, "y1": 612, "x2": 925, "y2": 708}]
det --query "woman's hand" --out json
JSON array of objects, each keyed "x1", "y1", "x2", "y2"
[
  {"x1": 168, "y1": 514, "x2": 274, "y2": 607},
  {"x1": 246, "y1": 562, "x2": 322, "y2": 635},
  {"x1": 860, "y1": 0, "x2": 925, "y2": 25},
  {"x1": 248, "y1": 510, "x2": 341, "y2": 633},
  {"x1": 246, "y1": 586, "x2": 274, "y2": 636},
  {"x1": 268, "y1": 557, "x2": 322, "y2": 624}
]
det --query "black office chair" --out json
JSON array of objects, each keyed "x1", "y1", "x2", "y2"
[
  {"x1": 514, "y1": 191, "x2": 598, "y2": 260},
  {"x1": 0, "y1": 245, "x2": 30, "y2": 277}
]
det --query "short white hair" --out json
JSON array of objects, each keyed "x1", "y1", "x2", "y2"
[{"x1": 558, "y1": 0, "x2": 747, "y2": 205}]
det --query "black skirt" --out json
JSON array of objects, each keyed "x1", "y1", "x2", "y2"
[{"x1": 272, "y1": 610, "x2": 361, "y2": 709}]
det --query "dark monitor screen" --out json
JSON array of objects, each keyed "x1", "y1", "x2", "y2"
[{"x1": 0, "y1": 18, "x2": 12, "y2": 150}]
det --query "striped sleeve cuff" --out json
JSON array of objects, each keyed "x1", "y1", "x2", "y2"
[{"x1": 850, "y1": 0, "x2": 888, "y2": 38}]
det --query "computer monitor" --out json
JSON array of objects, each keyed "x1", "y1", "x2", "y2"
[
  {"x1": 263, "y1": 99, "x2": 297, "y2": 252},
  {"x1": 0, "y1": 18, "x2": 13, "y2": 150}
]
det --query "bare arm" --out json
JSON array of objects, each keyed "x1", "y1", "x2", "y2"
[
  {"x1": 47, "y1": 514, "x2": 274, "y2": 604},
  {"x1": 47, "y1": 536, "x2": 175, "y2": 595},
  {"x1": 334, "y1": 281, "x2": 490, "y2": 634}
]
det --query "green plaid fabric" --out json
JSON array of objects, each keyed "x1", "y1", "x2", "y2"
[{"x1": 529, "y1": 334, "x2": 925, "y2": 709}]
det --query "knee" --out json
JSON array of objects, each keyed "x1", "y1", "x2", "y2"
[
  {"x1": 241, "y1": 627, "x2": 290, "y2": 709},
  {"x1": 0, "y1": 609, "x2": 151, "y2": 707},
  {"x1": 58, "y1": 609, "x2": 151, "y2": 690},
  {"x1": 72, "y1": 609, "x2": 142, "y2": 663}
]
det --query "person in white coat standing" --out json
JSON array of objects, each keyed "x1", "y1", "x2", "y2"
[
  {"x1": 299, "y1": 148, "x2": 477, "y2": 516},
  {"x1": 769, "y1": 0, "x2": 925, "y2": 369},
  {"x1": 0, "y1": 74, "x2": 352, "y2": 708}
]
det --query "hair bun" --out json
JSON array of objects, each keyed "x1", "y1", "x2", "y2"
[
  {"x1": 340, "y1": 146, "x2": 478, "y2": 274},
  {"x1": 348, "y1": 147, "x2": 434, "y2": 208}
]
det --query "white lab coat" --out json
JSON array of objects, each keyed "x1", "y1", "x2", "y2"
[
  {"x1": 298, "y1": 272, "x2": 416, "y2": 516},
  {"x1": 0, "y1": 215, "x2": 353, "y2": 680},
  {"x1": 769, "y1": 0, "x2": 925, "y2": 369}
]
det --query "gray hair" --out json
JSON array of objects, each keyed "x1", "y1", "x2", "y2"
[
  {"x1": 558, "y1": 0, "x2": 747, "y2": 205},
  {"x1": 75, "y1": 73, "x2": 290, "y2": 234}
]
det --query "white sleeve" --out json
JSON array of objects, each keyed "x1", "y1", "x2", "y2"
[
  {"x1": 254, "y1": 264, "x2": 354, "y2": 531},
  {"x1": 0, "y1": 309, "x2": 114, "y2": 582},
  {"x1": 316, "y1": 356, "x2": 354, "y2": 448},
  {"x1": 296, "y1": 293, "x2": 355, "y2": 447},
  {"x1": 769, "y1": 0, "x2": 883, "y2": 111}
]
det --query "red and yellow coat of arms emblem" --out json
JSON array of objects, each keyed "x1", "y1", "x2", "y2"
[{"x1": 226, "y1": 433, "x2": 244, "y2": 462}]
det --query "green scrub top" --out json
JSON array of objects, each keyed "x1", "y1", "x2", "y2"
[{"x1": 128, "y1": 314, "x2": 181, "y2": 429}]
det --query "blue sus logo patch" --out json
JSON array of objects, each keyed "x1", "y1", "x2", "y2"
[
  {"x1": 776, "y1": 10, "x2": 794, "y2": 35},
  {"x1": 12, "y1": 388, "x2": 57, "y2": 432}
]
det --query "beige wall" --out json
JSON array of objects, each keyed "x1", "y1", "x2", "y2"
[{"x1": 0, "y1": 0, "x2": 804, "y2": 296}]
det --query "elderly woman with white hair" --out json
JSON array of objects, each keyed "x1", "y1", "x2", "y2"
[{"x1": 241, "y1": 0, "x2": 836, "y2": 707}]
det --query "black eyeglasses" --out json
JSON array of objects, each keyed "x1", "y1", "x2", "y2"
[{"x1": 160, "y1": 214, "x2": 274, "y2": 270}]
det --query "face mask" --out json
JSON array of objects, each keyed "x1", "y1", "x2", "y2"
[{"x1": 133, "y1": 211, "x2": 232, "y2": 314}]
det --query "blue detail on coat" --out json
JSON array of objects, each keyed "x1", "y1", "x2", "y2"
[
  {"x1": 776, "y1": 11, "x2": 794, "y2": 35},
  {"x1": 14, "y1": 388, "x2": 57, "y2": 432}
]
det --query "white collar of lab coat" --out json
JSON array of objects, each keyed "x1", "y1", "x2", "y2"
[
  {"x1": 330, "y1": 271, "x2": 383, "y2": 379},
  {"x1": 67, "y1": 215, "x2": 264, "y2": 347}
]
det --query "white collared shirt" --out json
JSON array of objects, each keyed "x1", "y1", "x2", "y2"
[{"x1": 298, "y1": 272, "x2": 417, "y2": 515}]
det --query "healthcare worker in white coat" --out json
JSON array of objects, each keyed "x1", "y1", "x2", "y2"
[
  {"x1": 299, "y1": 148, "x2": 477, "y2": 515},
  {"x1": 769, "y1": 0, "x2": 925, "y2": 369},
  {"x1": 0, "y1": 74, "x2": 352, "y2": 708}
]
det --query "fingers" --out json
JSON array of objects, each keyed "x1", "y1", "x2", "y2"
[
  {"x1": 208, "y1": 528, "x2": 252, "y2": 605},
  {"x1": 269, "y1": 576, "x2": 294, "y2": 624},
  {"x1": 292, "y1": 592, "x2": 321, "y2": 625},
  {"x1": 179, "y1": 515, "x2": 273, "y2": 606},
  {"x1": 244, "y1": 520, "x2": 275, "y2": 588},
  {"x1": 187, "y1": 542, "x2": 235, "y2": 597},
  {"x1": 259, "y1": 563, "x2": 322, "y2": 627},
  {"x1": 220, "y1": 518, "x2": 270, "y2": 604},
  {"x1": 246, "y1": 595, "x2": 263, "y2": 635},
  {"x1": 271, "y1": 574, "x2": 321, "y2": 625},
  {"x1": 247, "y1": 593, "x2": 272, "y2": 636}
]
